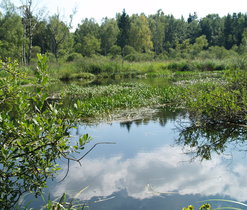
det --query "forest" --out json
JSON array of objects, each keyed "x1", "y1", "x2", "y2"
[{"x1": 1, "y1": 0, "x2": 247, "y2": 63}]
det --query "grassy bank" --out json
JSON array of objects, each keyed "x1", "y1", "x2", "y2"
[
  {"x1": 47, "y1": 56, "x2": 172, "y2": 80},
  {"x1": 45, "y1": 55, "x2": 244, "y2": 82}
]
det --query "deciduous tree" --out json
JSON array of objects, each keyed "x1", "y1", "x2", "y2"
[
  {"x1": 0, "y1": 13, "x2": 24, "y2": 60},
  {"x1": 148, "y1": 10, "x2": 166, "y2": 54},
  {"x1": 100, "y1": 17, "x2": 119, "y2": 55},
  {"x1": 78, "y1": 34, "x2": 101, "y2": 56},
  {"x1": 46, "y1": 14, "x2": 72, "y2": 60},
  {"x1": 129, "y1": 14, "x2": 153, "y2": 52}
]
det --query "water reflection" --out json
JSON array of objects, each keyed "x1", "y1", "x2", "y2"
[
  {"x1": 23, "y1": 108, "x2": 247, "y2": 209},
  {"x1": 53, "y1": 144, "x2": 247, "y2": 203},
  {"x1": 119, "y1": 108, "x2": 182, "y2": 132},
  {"x1": 51, "y1": 108, "x2": 247, "y2": 208},
  {"x1": 177, "y1": 117, "x2": 247, "y2": 160}
]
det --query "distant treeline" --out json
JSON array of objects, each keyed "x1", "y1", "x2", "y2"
[{"x1": 1, "y1": 1, "x2": 247, "y2": 63}]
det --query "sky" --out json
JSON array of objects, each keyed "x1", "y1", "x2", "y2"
[{"x1": 11, "y1": 0, "x2": 247, "y2": 29}]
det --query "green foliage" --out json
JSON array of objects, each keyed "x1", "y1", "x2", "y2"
[
  {"x1": 43, "y1": 192, "x2": 88, "y2": 210},
  {"x1": 66, "y1": 52, "x2": 83, "y2": 62},
  {"x1": 62, "y1": 82, "x2": 181, "y2": 120},
  {"x1": 199, "y1": 14, "x2": 224, "y2": 46},
  {"x1": 183, "y1": 205, "x2": 195, "y2": 210},
  {"x1": 75, "y1": 18, "x2": 100, "y2": 40},
  {"x1": 166, "y1": 59, "x2": 228, "y2": 71},
  {"x1": 117, "y1": 9, "x2": 131, "y2": 49},
  {"x1": 2, "y1": 3, "x2": 247, "y2": 61},
  {"x1": 148, "y1": 10, "x2": 166, "y2": 54},
  {"x1": 0, "y1": 55, "x2": 87, "y2": 208},
  {"x1": 60, "y1": 72, "x2": 95, "y2": 81},
  {"x1": 31, "y1": 46, "x2": 41, "y2": 59},
  {"x1": 0, "y1": 13, "x2": 24, "y2": 60},
  {"x1": 46, "y1": 14, "x2": 73, "y2": 60},
  {"x1": 123, "y1": 45, "x2": 136, "y2": 56},
  {"x1": 178, "y1": 68, "x2": 247, "y2": 160},
  {"x1": 109, "y1": 45, "x2": 121, "y2": 57},
  {"x1": 183, "y1": 199, "x2": 247, "y2": 210},
  {"x1": 190, "y1": 35, "x2": 209, "y2": 56},
  {"x1": 129, "y1": 14, "x2": 153, "y2": 52},
  {"x1": 207, "y1": 46, "x2": 233, "y2": 59},
  {"x1": 78, "y1": 34, "x2": 101, "y2": 57},
  {"x1": 49, "y1": 56, "x2": 177, "y2": 80},
  {"x1": 124, "y1": 52, "x2": 155, "y2": 62},
  {"x1": 199, "y1": 204, "x2": 211, "y2": 210},
  {"x1": 239, "y1": 28, "x2": 247, "y2": 54},
  {"x1": 184, "y1": 70, "x2": 247, "y2": 123},
  {"x1": 100, "y1": 18, "x2": 119, "y2": 55}
]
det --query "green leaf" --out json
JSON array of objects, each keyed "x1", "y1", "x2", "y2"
[
  {"x1": 79, "y1": 137, "x2": 84, "y2": 147},
  {"x1": 16, "y1": 140, "x2": 22, "y2": 148},
  {"x1": 32, "y1": 118, "x2": 38, "y2": 125}
]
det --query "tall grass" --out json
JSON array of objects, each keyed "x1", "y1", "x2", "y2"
[
  {"x1": 48, "y1": 56, "x2": 174, "y2": 81},
  {"x1": 45, "y1": 54, "x2": 247, "y2": 84},
  {"x1": 166, "y1": 59, "x2": 230, "y2": 71}
]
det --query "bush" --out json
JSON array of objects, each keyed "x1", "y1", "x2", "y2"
[
  {"x1": 167, "y1": 61, "x2": 191, "y2": 71},
  {"x1": 124, "y1": 52, "x2": 154, "y2": 62},
  {"x1": 60, "y1": 72, "x2": 95, "y2": 81},
  {"x1": 66, "y1": 52, "x2": 83, "y2": 62},
  {"x1": 0, "y1": 55, "x2": 90, "y2": 208},
  {"x1": 167, "y1": 60, "x2": 228, "y2": 72},
  {"x1": 109, "y1": 45, "x2": 121, "y2": 57},
  {"x1": 123, "y1": 45, "x2": 136, "y2": 56}
]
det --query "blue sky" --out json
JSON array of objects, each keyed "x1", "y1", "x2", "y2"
[{"x1": 11, "y1": 0, "x2": 247, "y2": 29}]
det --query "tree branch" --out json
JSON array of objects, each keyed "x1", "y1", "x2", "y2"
[{"x1": 58, "y1": 142, "x2": 115, "y2": 182}]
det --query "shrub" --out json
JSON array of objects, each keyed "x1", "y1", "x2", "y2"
[
  {"x1": 109, "y1": 45, "x2": 121, "y2": 57},
  {"x1": 66, "y1": 52, "x2": 83, "y2": 62}
]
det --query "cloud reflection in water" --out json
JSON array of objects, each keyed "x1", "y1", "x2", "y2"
[{"x1": 53, "y1": 145, "x2": 247, "y2": 202}]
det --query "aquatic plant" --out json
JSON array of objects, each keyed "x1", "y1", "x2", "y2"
[{"x1": 62, "y1": 82, "x2": 181, "y2": 120}]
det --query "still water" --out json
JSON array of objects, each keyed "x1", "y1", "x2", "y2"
[{"x1": 24, "y1": 108, "x2": 247, "y2": 209}]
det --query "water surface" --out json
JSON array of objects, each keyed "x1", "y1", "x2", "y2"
[{"x1": 25, "y1": 108, "x2": 247, "y2": 209}]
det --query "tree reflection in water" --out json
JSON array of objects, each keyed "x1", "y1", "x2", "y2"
[
  {"x1": 120, "y1": 107, "x2": 182, "y2": 132},
  {"x1": 119, "y1": 107, "x2": 247, "y2": 161},
  {"x1": 176, "y1": 115, "x2": 247, "y2": 160}
]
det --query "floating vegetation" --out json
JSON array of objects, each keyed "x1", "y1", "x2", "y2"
[{"x1": 62, "y1": 82, "x2": 182, "y2": 121}]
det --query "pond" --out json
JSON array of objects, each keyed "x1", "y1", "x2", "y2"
[{"x1": 23, "y1": 107, "x2": 247, "y2": 209}]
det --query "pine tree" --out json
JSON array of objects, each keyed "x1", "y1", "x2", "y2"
[{"x1": 117, "y1": 9, "x2": 130, "y2": 51}]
